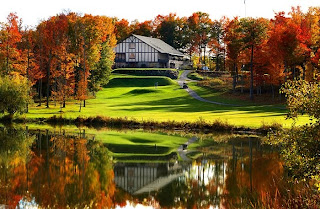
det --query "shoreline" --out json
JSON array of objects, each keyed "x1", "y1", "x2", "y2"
[{"x1": 0, "y1": 115, "x2": 282, "y2": 135}]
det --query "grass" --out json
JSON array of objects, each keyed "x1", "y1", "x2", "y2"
[
  {"x1": 187, "y1": 72, "x2": 204, "y2": 81},
  {"x1": 188, "y1": 82, "x2": 284, "y2": 106},
  {"x1": 113, "y1": 68, "x2": 176, "y2": 71},
  {"x1": 22, "y1": 74, "x2": 310, "y2": 128}
]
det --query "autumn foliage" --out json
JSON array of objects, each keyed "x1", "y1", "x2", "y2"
[
  {"x1": 115, "y1": 7, "x2": 320, "y2": 98},
  {"x1": 0, "y1": 7, "x2": 320, "y2": 108},
  {"x1": 0, "y1": 12, "x2": 116, "y2": 110}
]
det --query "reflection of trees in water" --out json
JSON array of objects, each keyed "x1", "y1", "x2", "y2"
[
  {"x1": 139, "y1": 141, "x2": 286, "y2": 209},
  {"x1": 0, "y1": 128, "x2": 115, "y2": 208},
  {"x1": 0, "y1": 127, "x2": 35, "y2": 207}
]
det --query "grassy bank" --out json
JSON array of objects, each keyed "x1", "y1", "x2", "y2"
[{"x1": 10, "y1": 73, "x2": 310, "y2": 128}]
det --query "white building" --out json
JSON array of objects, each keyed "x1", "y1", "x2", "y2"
[{"x1": 114, "y1": 34, "x2": 188, "y2": 69}]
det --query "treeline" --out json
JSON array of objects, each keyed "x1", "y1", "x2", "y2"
[
  {"x1": 1, "y1": 7, "x2": 320, "y2": 111},
  {"x1": 0, "y1": 12, "x2": 116, "y2": 111},
  {"x1": 114, "y1": 7, "x2": 320, "y2": 99}
]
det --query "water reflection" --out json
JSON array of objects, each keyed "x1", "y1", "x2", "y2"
[
  {"x1": 112, "y1": 139, "x2": 285, "y2": 209},
  {"x1": 0, "y1": 128, "x2": 303, "y2": 209},
  {"x1": 0, "y1": 127, "x2": 114, "y2": 208}
]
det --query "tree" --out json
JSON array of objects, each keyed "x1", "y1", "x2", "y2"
[
  {"x1": 89, "y1": 41, "x2": 114, "y2": 95},
  {"x1": 224, "y1": 17, "x2": 244, "y2": 92},
  {"x1": 114, "y1": 18, "x2": 132, "y2": 42},
  {"x1": 131, "y1": 20, "x2": 154, "y2": 36},
  {"x1": 0, "y1": 75, "x2": 32, "y2": 119},
  {"x1": 0, "y1": 13, "x2": 23, "y2": 76},
  {"x1": 209, "y1": 18, "x2": 226, "y2": 72},
  {"x1": 267, "y1": 79, "x2": 320, "y2": 190},
  {"x1": 19, "y1": 28, "x2": 41, "y2": 84},
  {"x1": 186, "y1": 12, "x2": 213, "y2": 68},
  {"x1": 239, "y1": 18, "x2": 268, "y2": 100},
  {"x1": 154, "y1": 13, "x2": 186, "y2": 50}
]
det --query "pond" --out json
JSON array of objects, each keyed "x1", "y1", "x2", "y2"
[{"x1": 0, "y1": 126, "x2": 313, "y2": 208}]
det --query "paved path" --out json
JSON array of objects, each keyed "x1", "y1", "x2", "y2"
[
  {"x1": 177, "y1": 136, "x2": 198, "y2": 161},
  {"x1": 178, "y1": 70, "x2": 240, "y2": 106}
]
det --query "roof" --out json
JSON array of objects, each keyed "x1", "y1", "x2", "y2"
[{"x1": 132, "y1": 34, "x2": 185, "y2": 57}]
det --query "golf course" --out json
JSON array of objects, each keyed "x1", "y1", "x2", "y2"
[{"x1": 25, "y1": 69, "x2": 308, "y2": 128}]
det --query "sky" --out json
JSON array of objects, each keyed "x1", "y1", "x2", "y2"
[{"x1": 1, "y1": 0, "x2": 319, "y2": 27}]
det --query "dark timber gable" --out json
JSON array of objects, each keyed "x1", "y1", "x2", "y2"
[{"x1": 114, "y1": 34, "x2": 188, "y2": 68}]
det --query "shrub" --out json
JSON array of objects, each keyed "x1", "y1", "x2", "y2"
[
  {"x1": 198, "y1": 78, "x2": 225, "y2": 88},
  {"x1": 0, "y1": 75, "x2": 32, "y2": 120}
]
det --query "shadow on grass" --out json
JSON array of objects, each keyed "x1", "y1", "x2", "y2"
[
  {"x1": 128, "y1": 137, "x2": 157, "y2": 143},
  {"x1": 107, "y1": 93, "x2": 288, "y2": 116},
  {"x1": 124, "y1": 89, "x2": 160, "y2": 95}
]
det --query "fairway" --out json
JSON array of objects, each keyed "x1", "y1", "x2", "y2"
[{"x1": 26, "y1": 74, "x2": 308, "y2": 128}]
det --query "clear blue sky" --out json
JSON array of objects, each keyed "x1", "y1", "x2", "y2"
[{"x1": 1, "y1": 0, "x2": 319, "y2": 27}]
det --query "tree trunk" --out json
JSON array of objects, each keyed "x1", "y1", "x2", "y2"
[
  {"x1": 284, "y1": 64, "x2": 287, "y2": 82},
  {"x1": 39, "y1": 78, "x2": 42, "y2": 106},
  {"x1": 6, "y1": 37, "x2": 9, "y2": 74},
  {"x1": 279, "y1": 81, "x2": 282, "y2": 102},
  {"x1": 83, "y1": 44, "x2": 86, "y2": 108},
  {"x1": 216, "y1": 54, "x2": 219, "y2": 72},
  {"x1": 26, "y1": 48, "x2": 30, "y2": 113},
  {"x1": 249, "y1": 44, "x2": 254, "y2": 100},
  {"x1": 46, "y1": 52, "x2": 52, "y2": 108},
  {"x1": 232, "y1": 63, "x2": 237, "y2": 93},
  {"x1": 54, "y1": 77, "x2": 57, "y2": 107}
]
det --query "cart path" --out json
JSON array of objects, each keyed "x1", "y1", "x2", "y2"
[
  {"x1": 177, "y1": 136, "x2": 198, "y2": 161},
  {"x1": 178, "y1": 70, "x2": 241, "y2": 107}
]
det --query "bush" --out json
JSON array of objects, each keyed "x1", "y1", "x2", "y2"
[
  {"x1": 0, "y1": 75, "x2": 32, "y2": 120},
  {"x1": 198, "y1": 78, "x2": 226, "y2": 88}
]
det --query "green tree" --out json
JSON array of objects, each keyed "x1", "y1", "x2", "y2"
[
  {"x1": 88, "y1": 41, "x2": 114, "y2": 96},
  {"x1": 0, "y1": 75, "x2": 32, "y2": 119},
  {"x1": 267, "y1": 79, "x2": 320, "y2": 190}
]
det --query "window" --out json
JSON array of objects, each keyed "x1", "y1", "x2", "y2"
[
  {"x1": 129, "y1": 42, "x2": 135, "y2": 49},
  {"x1": 129, "y1": 53, "x2": 135, "y2": 59},
  {"x1": 115, "y1": 53, "x2": 125, "y2": 62}
]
